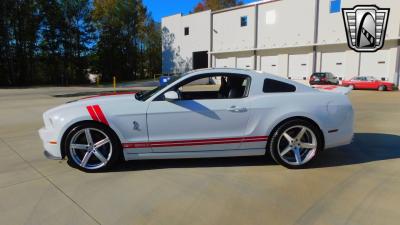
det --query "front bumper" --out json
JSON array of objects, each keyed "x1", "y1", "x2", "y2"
[
  {"x1": 38, "y1": 127, "x2": 62, "y2": 160},
  {"x1": 44, "y1": 150, "x2": 62, "y2": 160}
]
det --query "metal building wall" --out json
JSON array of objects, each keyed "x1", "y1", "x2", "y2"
[{"x1": 162, "y1": 0, "x2": 400, "y2": 85}]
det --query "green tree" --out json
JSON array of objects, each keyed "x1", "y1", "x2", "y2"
[
  {"x1": 92, "y1": 0, "x2": 160, "y2": 82},
  {"x1": 0, "y1": 0, "x2": 160, "y2": 86},
  {"x1": 38, "y1": 0, "x2": 94, "y2": 85},
  {"x1": 0, "y1": 0, "x2": 41, "y2": 86}
]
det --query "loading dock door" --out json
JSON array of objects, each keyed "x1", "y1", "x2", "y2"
[
  {"x1": 288, "y1": 54, "x2": 309, "y2": 80},
  {"x1": 261, "y1": 55, "x2": 279, "y2": 75},
  {"x1": 193, "y1": 51, "x2": 208, "y2": 70},
  {"x1": 236, "y1": 56, "x2": 253, "y2": 69},
  {"x1": 360, "y1": 50, "x2": 389, "y2": 81},
  {"x1": 215, "y1": 57, "x2": 235, "y2": 68},
  {"x1": 321, "y1": 52, "x2": 345, "y2": 80}
]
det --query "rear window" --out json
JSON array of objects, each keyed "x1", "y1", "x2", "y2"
[{"x1": 263, "y1": 79, "x2": 296, "y2": 93}]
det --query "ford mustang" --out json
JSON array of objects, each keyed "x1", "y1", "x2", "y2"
[{"x1": 39, "y1": 68, "x2": 354, "y2": 171}]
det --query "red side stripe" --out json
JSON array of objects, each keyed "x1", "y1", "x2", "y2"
[
  {"x1": 122, "y1": 136, "x2": 268, "y2": 149},
  {"x1": 86, "y1": 106, "x2": 100, "y2": 122},
  {"x1": 93, "y1": 105, "x2": 109, "y2": 125}
]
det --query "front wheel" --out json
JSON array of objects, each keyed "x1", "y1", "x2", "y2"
[
  {"x1": 378, "y1": 85, "x2": 386, "y2": 91},
  {"x1": 64, "y1": 123, "x2": 121, "y2": 172},
  {"x1": 268, "y1": 119, "x2": 323, "y2": 169}
]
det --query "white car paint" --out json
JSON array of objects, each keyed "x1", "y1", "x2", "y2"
[{"x1": 39, "y1": 68, "x2": 354, "y2": 162}]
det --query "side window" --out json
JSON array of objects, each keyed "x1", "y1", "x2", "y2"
[
  {"x1": 263, "y1": 79, "x2": 296, "y2": 93},
  {"x1": 159, "y1": 74, "x2": 250, "y2": 100},
  {"x1": 184, "y1": 27, "x2": 189, "y2": 36}
]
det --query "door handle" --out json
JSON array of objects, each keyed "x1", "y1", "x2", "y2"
[{"x1": 227, "y1": 106, "x2": 247, "y2": 112}]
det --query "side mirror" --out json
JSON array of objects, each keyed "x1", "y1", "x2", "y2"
[{"x1": 164, "y1": 91, "x2": 179, "y2": 101}]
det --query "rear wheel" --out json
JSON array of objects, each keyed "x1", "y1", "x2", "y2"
[
  {"x1": 65, "y1": 123, "x2": 121, "y2": 172},
  {"x1": 268, "y1": 119, "x2": 323, "y2": 169},
  {"x1": 348, "y1": 84, "x2": 355, "y2": 90},
  {"x1": 378, "y1": 85, "x2": 386, "y2": 91}
]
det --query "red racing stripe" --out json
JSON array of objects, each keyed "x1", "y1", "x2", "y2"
[
  {"x1": 122, "y1": 136, "x2": 268, "y2": 149},
  {"x1": 92, "y1": 105, "x2": 109, "y2": 125},
  {"x1": 86, "y1": 105, "x2": 100, "y2": 122}
]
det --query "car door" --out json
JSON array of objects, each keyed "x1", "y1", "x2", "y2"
[
  {"x1": 358, "y1": 77, "x2": 369, "y2": 89},
  {"x1": 370, "y1": 79, "x2": 380, "y2": 89},
  {"x1": 146, "y1": 74, "x2": 251, "y2": 153}
]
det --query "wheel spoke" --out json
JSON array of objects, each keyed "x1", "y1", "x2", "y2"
[
  {"x1": 293, "y1": 148, "x2": 302, "y2": 165},
  {"x1": 84, "y1": 129, "x2": 93, "y2": 145},
  {"x1": 280, "y1": 146, "x2": 292, "y2": 156},
  {"x1": 80, "y1": 151, "x2": 93, "y2": 167},
  {"x1": 300, "y1": 142, "x2": 316, "y2": 149},
  {"x1": 296, "y1": 127, "x2": 306, "y2": 140},
  {"x1": 94, "y1": 137, "x2": 110, "y2": 149},
  {"x1": 93, "y1": 150, "x2": 107, "y2": 163},
  {"x1": 70, "y1": 144, "x2": 89, "y2": 150},
  {"x1": 283, "y1": 132, "x2": 293, "y2": 142}
]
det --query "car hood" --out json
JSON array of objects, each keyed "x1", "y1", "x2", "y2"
[{"x1": 44, "y1": 92, "x2": 139, "y2": 117}]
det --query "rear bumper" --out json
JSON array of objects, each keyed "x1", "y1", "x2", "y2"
[
  {"x1": 324, "y1": 108, "x2": 354, "y2": 149},
  {"x1": 38, "y1": 127, "x2": 62, "y2": 160}
]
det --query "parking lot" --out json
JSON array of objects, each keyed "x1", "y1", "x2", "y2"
[{"x1": 0, "y1": 87, "x2": 399, "y2": 225}]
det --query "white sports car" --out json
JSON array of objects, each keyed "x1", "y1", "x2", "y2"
[{"x1": 39, "y1": 68, "x2": 354, "y2": 171}]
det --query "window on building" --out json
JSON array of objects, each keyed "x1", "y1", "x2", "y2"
[
  {"x1": 184, "y1": 27, "x2": 189, "y2": 36},
  {"x1": 263, "y1": 79, "x2": 296, "y2": 93},
  {"x1": 240, "y1": 16, "x2": 248, "y2": 27},
  {"x1": 330, "y1": 0, "x2": 341, "y2": 13}
]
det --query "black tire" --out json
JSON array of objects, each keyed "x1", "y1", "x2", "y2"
[
  {"x1": 378, "y1": 85, "x2": 386, "y2": 91},
  {"x1": 64, "y1": 122, "x2": 121, "y2": 172},
  {"x1": 349, "y1": 84, "x2": 355, "y2": 90},
  {"x1": 268, "y1": 119, "x2": 323, "y2": 169}
]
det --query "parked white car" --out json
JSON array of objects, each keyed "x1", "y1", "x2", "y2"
[{"x1": 39, "y1": 68, "x2": 354, "y2": 171}]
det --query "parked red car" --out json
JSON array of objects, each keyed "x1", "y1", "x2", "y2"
[{"x1": 342, "y1": 76, "x2": 395, "y2": 91}]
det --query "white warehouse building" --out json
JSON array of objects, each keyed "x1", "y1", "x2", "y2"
[{"x1": 162, "y1": 0, "x2": 400, "y2": 86}]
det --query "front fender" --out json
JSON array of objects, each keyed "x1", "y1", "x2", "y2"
[{"x1": 46, "y1": 104, "x2": 126, "y2": 156}]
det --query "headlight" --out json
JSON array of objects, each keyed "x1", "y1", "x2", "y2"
[
  {"x1": 43, "y1": 113, "x2": 53, "y2": 129},
  {"x1": 48, "y1": 118, "x2": 54, "y2": 127}
]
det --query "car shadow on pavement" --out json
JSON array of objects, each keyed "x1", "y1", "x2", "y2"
[
  {"x1": 111, "y1": 156, "x2": 271, "y2": 172},
  {"x1": 109, "y1": 133, "x2": 400, "y2": 172},
  {"x1": 309, "y1": 133, "x2": 400, "y2": 168}
]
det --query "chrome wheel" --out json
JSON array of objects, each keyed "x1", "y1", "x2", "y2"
[
  {"x1": 277, "y1": 125, "x2": 317, "y2": 166},
  {"x1": 69, "y1": 128, "x2": 112, "y2": 170}
]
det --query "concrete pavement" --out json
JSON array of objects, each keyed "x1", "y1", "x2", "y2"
[{"x1": 0, "y1": 87, "x2": 399, "y2": 225}]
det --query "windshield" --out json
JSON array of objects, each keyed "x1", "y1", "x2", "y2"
[{"x1": 135, "y1": 75, "x2": 181, "y2": 101}]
